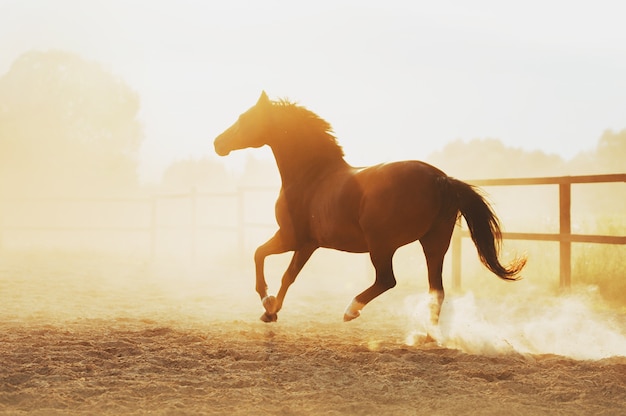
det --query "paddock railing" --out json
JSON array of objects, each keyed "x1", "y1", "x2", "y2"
[
  {"x1": 1, "y1": 174, "x2": 624, "y2": 290},
  {"x1": 0, "y1": 186, "x2": 278, "y2": 261},
  {"x1": 450, "y1": 173, "x2": 626, "y2": 290}
]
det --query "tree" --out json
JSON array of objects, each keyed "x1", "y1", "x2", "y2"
[
  {"x1": 568, "y1": 129, "x2": 626, "y2": 219},
  {"x1": 0, "y1": 50, "x2": 143, "y2": 196},
  {"x1": 567, "y1": 129, "x2": 626, "y2": 175},
  {"x1": 426, "y1": 138, "x2": 565, "y2": 179},
  {"x1": 596, "y1": 129, "x2": 626, "y2": 173}
]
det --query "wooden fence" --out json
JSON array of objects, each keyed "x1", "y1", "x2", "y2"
[
  {"x1": 0, "y1": 186, "x2": 277, "y2": 260},
  {"x1": 450, "y1": 173, "x2": 626, "y2": 290},
  {"x1": 150, "y1": 186, "x2": 276, "y2": 261},
  {"x1": 0, "y1": 174, "x2": 624, "y2": 289}
]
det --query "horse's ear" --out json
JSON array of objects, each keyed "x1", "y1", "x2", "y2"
[{"x1": 257, "y1": 91, "x2": 270, "y2": 106}]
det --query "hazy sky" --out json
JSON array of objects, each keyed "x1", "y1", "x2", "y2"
[{"x1": 1, "y1": 0, "x2": 625, "y2": 182}]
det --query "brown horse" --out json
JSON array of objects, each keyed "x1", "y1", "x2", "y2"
[{"x1": 214, "y1": 92, "x2": 525, "y2": 326}]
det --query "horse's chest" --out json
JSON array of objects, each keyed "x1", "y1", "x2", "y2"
[{"x1": 278, "y1": 177, "x2": 367, "y2": 251}]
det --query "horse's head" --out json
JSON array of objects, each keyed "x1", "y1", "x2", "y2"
[{"x1": 214, "y1": 91, "x2": 273, "y2": 156}]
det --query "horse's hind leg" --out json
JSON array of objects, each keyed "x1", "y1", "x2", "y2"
[
  {"x1": 420, "y1": 218, "x2": 456, "y2": 327},
  {"x1": 344, "y1": 249, "x2": 397, "y2": 321}
]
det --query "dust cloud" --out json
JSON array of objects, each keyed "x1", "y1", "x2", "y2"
[
  {"x1": 2, "y1": 246, "x2": 624, "y2": 362},
  {"x1": 403, "y1": 288, "x2": 626, "y2": 360}
]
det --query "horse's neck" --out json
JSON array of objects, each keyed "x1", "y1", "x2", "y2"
[{"x1": 271, "y1": 145, "x2": 349, "y2": 190}]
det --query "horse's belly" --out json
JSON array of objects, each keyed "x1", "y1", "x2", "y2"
[
  {"x1": 313, "y1": 219, "x2": 368, "y2": 253},
  {"x1": 320, "y1": 238, "x2": 369, "y2": 253}
]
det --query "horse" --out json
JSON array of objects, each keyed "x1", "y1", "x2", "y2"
[{"x1": 214, "y1": 91, "x2": 526, "y2": 327}]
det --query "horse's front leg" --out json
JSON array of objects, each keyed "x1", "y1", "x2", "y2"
[
  {"x1": 254, "y1": 232, "x2": 289, "y2": 322},
  {"x1": 267, "y1": 244, "x2": 317, "y2": 319}
]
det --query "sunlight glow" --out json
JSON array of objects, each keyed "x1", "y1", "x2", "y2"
[{"x1": 1, "y1": 1, "x2": 625, "y2": 182}]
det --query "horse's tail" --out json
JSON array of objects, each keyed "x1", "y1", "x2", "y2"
[{"x1": 445, "y1": 177, "x2": 526, "y2": 280}]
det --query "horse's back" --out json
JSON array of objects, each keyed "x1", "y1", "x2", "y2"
[
  {"x1": 279, "y1": 160, "x2": 450, "y2": 253},
  {"x1": 356, "y1": 161, "x2": 447, "y2": 249}
]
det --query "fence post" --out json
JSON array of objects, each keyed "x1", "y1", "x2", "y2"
[
  {"x1": 237, "y1": 188, "x2": 245, "y2": 257},
  {"x1": 559, "y1": 182, "x2": 571, "y2": 289},
  {"x1": 0, "y1": 201, "x2": 4, "y2": 254},
  {"x1": 0, "y1": 204, "x2": 3, "y2": 254},
  {"x1": 150, "y1": 196, "x2": 157, "y2": 262},
  {"x1": 190, "y1": 186, "x2": 197, "y2": 264},
  {"x1": 451, "y1": 224, "x2": 462, "y2": 291}
]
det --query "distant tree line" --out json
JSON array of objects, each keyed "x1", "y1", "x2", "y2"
[
  {"x1": 426, "y1": 131, "x2": 625, "y2": 179},
  {"x1": 161, "y1": 131, "x2": 625, "y2": 193},
  {"x1": 0, "y1": 51, "x2": 142, "y2": 196},
  {"x1": 1, "y1": 50, "x2": 623, "y2": 198}
]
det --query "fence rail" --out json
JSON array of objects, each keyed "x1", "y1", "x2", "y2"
[
  {"x1": 451, "y1": 173, "x2": 626, "y2": 290},
  {"x1": 0, "y1": 187, "x2": 277, "y2": 260},
  {"x1": 1, "y1": 174, "x2": 624, "y2": 290}
]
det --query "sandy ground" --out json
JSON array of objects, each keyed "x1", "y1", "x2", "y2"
[{"x1": 1, "y1": 251, "x2": 625, "y2": 415}]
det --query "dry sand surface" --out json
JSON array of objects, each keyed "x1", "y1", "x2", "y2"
[{"x1": 1, "y1": 251, "x2": 625, "y2": 415}]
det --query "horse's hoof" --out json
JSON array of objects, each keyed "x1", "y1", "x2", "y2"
[
  {"x1": 262, "y1": 295, "x2": 278, "y2": 314},
  {"x1": 343, "y1": 299, "x2": 364, "y2": 322},
  {"x1": 343, "y1": 311, "x2": 360, "y2": 322},
  {"x1": 260, "y1": 312, "x2": 278, "y2": 323}
]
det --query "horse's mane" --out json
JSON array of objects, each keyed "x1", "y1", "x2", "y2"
[{"x1": 271, "y1": 99, "x2": 345, "y2": 160}]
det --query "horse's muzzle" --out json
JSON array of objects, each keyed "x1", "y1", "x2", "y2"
[{"x1": 213, "y1": 135, "x2": 230, "y2": 156}]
